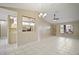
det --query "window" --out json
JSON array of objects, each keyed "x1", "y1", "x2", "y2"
[
  {"x1": 60, "y1": 24, "x2": 73, "y2": 34},
  {"x1": 66, "y1": 25, "x2": 73, "y2": 33}
]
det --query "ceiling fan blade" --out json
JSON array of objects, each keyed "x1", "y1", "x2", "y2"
[{"x1": 54, "y1": 17, "x2": 59, "y2": 20}]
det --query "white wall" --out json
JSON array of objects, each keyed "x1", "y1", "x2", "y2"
[
  {"x1": 56, "y1": 21, "x2": 79, "y2": 38},
  {"x1": 0, "y1": 8, "x2": 17, "y2": 40}
]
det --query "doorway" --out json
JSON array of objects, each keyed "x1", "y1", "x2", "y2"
[{"x1": 0, "y1": 20, "x2": 8, "y2": 46}]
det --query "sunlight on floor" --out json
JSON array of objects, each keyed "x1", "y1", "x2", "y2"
[{"x1": 0, "y1": 36, "x2": 79, "y2": 55}]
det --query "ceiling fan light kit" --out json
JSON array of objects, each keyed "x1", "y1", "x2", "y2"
[
  {"x1": 53, "y1": 13, "x2": 59, "y2": 21},
  {"x1": 39, "y1": 13, "x2": 47, "y2": 18}
]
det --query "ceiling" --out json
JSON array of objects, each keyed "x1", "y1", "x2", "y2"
[
  {"x1": 0, "y1": 3, "x2": 79, "y2": 12},
  {"x1": 0, "y1": 3, "x2": 79, "y2": 23}
]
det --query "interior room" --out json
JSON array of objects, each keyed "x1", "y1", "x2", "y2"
[{"x1": 0, "y1": 3, "x2": 79, "y2": 55}]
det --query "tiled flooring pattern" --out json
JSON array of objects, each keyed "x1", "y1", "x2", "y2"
[{"x1": 0, "y1": 36, "x2": 79, "y2": 55}]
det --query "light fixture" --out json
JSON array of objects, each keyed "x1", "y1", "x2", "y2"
[
  {"x1": 43, "y1": 13, "x2": 47, "y2": 18},
  {"x1": 39, "y1": 13, "x2": 47, "y2": 18},
  {"x1": 39, "y1": 13, "x2": 43, "y2": 17}
]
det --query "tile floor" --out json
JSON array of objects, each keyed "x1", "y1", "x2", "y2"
[{"x1": 0, "y1": 36, "x2": 79, "y2": 55}]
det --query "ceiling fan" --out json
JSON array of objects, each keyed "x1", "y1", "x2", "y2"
[{"x1": 53, "y1": 13, "x2": 59, "y2": 21}]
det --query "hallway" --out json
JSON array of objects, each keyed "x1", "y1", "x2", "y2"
[{"x1": 0, "y1": 36, "x2": 79, "y2": 55}]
